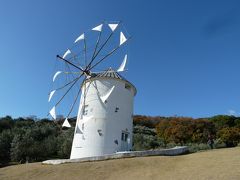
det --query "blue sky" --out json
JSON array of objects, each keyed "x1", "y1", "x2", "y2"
[{"x1": 1, "y1": 0, "x2": 240, "y2": 118}]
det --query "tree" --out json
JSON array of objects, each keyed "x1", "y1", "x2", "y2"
[
  {"x1": 156, "y1": 120, "x2": 170, "y2": 146},
  {"x1": 10, "y1": 132, "x2": 28, "y2": 163},
  {"x1": 191, "y1": 119, "x2": 216, "y2": 143},
  {"x1": 0, "y1": 116, "x2": 14, "y2": 133},
  {"x1": 217, "y1": 127, "x2": 240, "y2": 147},
  {"x1": 10, "y1": 123, "x2": 60, "y2": 163},
  {"x1": 156, "y1": 118, "x2": 195, "y2": 145},
  {"x1": 0, "y1": 130, "x2": 13, "y2": 165},
  {"x1": 156, "y1": 118, "x2": 216, "y2": 145},
  {"x1": 57, "y1": 128, "x2": 74, "y2": 158},
  {"x1": 209, "y1": 115, "x2": 236, "y2": 130}
]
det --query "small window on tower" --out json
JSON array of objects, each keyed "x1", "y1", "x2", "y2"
[
  {"x1": 83, "y1": 110, "x2": 88, "y2": 116},
  {"x1": 97, "y1": 129, "x2": 103, "y2": 136},
  {"x1": 125, "y1": 83, "x2": 131, "y2": 91},
  {"x1": 115, "y1": 107, "x2": 119, "y2": 112},
  {"x1": 114, "y1": 140, "x2": 118, "y2": 145},
  {"x1": 83, "y1": 105, "x2": 89, "y2": 115}
]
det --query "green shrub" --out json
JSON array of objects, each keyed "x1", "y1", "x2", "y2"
[
  {"x1": 217, "y1": 127, "x2": 240, "y2": 147},
  {"x1": 187, "y1": 143, "x2": 210, "y2": 153},
  {"x1": 0, "y1": 130, "x2": 13, "y2": 165}
]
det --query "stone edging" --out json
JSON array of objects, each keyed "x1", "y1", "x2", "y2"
[{"x1": 42, "y1": 146, "x2": 188, "y2": 165}]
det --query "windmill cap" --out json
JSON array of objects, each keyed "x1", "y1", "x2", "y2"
[{"x1": 86, "y1": 68, "x2": 137, "y2": 96}]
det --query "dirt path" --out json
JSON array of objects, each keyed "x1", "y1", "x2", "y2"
[{"x1": 0, "y1": 147, "x2": 239, "y2": 180}]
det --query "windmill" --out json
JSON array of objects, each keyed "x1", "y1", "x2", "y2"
[{"x1": 48, "y1": 21, "x2": 137, "y2": 159}]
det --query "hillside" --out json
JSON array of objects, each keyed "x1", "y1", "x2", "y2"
[{"x1": 0, "y1": 147, "x2": 239, "y2": 180}]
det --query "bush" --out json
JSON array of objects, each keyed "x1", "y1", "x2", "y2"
[
  {"x1": 217, "y1": 127, "x2": 240, "y2": 147},
  {"x1": 57, "y1": 127, "x2": 74, "y2": 158},
  {"x1": 0, "y1": 130, "x2": 13, "y2": 165},
  {"x1": 10, "y1": 123, "x2": 60, "y2": 163},
  {"x1": 133, "y1": 125, "x2": 159, "y2": 150},
  {"x1": 133, "y1": 133, "x2": 159, "y2": 150},
  {"x1": 209, "y1": 115, "x2": 237, "y2": 129},
  {"x1": 187, "y1": 143, "x2": 211, "y2": 153},
  {"x1": 0, "y1": 116, "x2": 14, "y2": 133}
]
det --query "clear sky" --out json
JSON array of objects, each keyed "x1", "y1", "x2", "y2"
[{"x1": 1, "y1": 0, "x2": 240, "y2": 118}]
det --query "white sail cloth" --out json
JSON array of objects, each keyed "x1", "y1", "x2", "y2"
[
  {"x1": 117, "y1": 54, "x2": 127, "y2": 72},
  {"x1": 74, "y1": 33, "x2": 85, "y2": 43},
  {"x1": 92, "y1": 24, "x2": 103, "y2": 32},
  {"x1": 49, "y1": 106, "x2": 56, "y2": 120},
  {"x1": 48, "y1": 90, "x2": 56, "y2": 102},
  {"x1": 53, "y1": 71, "x2": 62, "y2": 82},
  {"x1": 100, "y1": 86, "x2": 115, "y2": 103},
  {"x1": 108, "y1": 23, "x2": 118, "y2": 31},
  {"x1": 120, "y1": 32, "x2": 127, "y2": 45},
  {"x1": 62, "y1": 118, "x2": 71, "y2": 127},
  {"x1": 63, "y1": 49, "x2": 71, "y2": 59}
]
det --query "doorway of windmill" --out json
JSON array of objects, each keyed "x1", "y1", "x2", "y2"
[{"x1": 121, "y1": 131, "x2": 130, "y2": 151}]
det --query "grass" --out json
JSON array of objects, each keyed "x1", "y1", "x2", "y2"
[{"x1": 0, "y1": 147, "x2": 239, "y2": 180}]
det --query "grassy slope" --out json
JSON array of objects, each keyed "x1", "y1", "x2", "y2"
[{"x1": 0, "y1": 147, "x2": 239, "y2": 180}]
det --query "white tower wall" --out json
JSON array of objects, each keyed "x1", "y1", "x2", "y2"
[{"x1": 70, "y1": 75, "x2": 136, "y2": 159}]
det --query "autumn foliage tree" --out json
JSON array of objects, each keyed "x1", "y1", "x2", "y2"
[
  {"x1": 191, "y1": 119, "x2": 216, "y2": 143},
  {"x1": 156, "y1": 118, "x2": 216, "y2": 145},
  {"x1": 217, "y1": 127, "x2": 240, "y2": 147}
]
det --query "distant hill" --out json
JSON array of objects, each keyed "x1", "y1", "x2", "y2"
[{"x1": 0, "y1": 147, "x2": 239, "y2": 180}]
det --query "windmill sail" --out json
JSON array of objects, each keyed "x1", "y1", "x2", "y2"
[
  {"x1": 120, "y1": 32, "x2": 127, "y2": 45},
  {"x1": 117, "y1": 54, "x2": 127, "y2": 72},
  {"x1": 92, "y1": 24, "x2": 103, "y2": 32},
  {"x1": 48, "y1": 90, "x2": 56, "y2": 102},
  {"x1": 53, "y1": 71, "x2": 62, "y2": 82},
  {"x1": 63, "y1": 49, "x2": 71, "y2": 59},
  {"x1": 108, "y1": 24, "x2": 118, "y2": 31},
  {"x1": 49, "y1": 106, "x2": 56, "y2": 120},
  {"x1": 62, "y1": 118, "x2": 71, "y2": 127},
  {"x1": 74, "y1": 33, "x2": 84, "y2": 43},
  {"x1": 100, "y1": 86, "x2": 115, "y2": 103}
]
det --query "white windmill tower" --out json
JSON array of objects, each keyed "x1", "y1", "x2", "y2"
[{"x1": 48, "y1": 21, "x2": 136, "y2": 159}]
